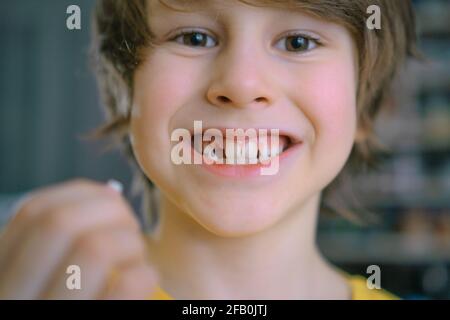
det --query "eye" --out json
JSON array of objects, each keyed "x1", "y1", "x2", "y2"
[
  {"x1": 171, "y1": 30, "x2": 217, "y2": 48},
  {"x1": 274, "y1": 33, "x2": 320, "y2": 53}
]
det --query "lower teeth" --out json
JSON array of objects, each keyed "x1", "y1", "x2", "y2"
[{"x1": 204, "y1": 150, "x2": 283, "y2": 163}]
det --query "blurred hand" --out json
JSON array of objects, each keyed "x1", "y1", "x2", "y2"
[{"x1": 0, "y1": 179, "x2": 159, "y2": 299}]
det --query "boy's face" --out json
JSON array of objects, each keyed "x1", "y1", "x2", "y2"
[{"x1": 130, "y1": 0, "x2": 358, "y2": 236}]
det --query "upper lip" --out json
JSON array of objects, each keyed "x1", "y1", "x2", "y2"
[{"x1": 188, "y1": 126, "x2": 303, "y2": 145}]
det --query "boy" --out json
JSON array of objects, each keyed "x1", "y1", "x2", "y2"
[{"x1": 0, "y1": 0, "x2": 417, "y2": 299}]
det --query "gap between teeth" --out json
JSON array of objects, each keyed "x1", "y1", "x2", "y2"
[{"x1": 202, "y1": 139, "x2": 285, "y2": 162}]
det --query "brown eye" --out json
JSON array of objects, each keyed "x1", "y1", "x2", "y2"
[
  {"x1": 275, "y1": 34, "x2": 319, "y2": 53},
  {"x1": 173, "y1": 31, "x2": 217, "y2": 48},
  {"x1": 286, "y1": 36, "x2": 309, "y2": 51}
]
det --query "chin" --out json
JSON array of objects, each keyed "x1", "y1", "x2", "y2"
[{"x1": 184, "y1": 195, "x2": 288, "y2": 238}]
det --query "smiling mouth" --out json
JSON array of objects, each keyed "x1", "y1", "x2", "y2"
[{"x1": 190, "y1": 130, "x2": 301, "y2": 164}]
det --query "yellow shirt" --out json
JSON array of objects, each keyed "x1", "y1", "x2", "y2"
[
  {"x1": 148, "y1": 275, "x2": 399, "y2": 300},
  {"x1": 348, "y1": 275, "x2": 399, "y2": 300}
]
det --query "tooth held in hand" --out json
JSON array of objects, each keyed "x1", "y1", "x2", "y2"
[{"x1": 107, "y1": 179, "x2": 123, "y2": 194}]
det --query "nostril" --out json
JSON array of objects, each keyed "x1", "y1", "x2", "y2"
[{"x1": 217, "y1": 96, "x2": 231, "y2": 103}]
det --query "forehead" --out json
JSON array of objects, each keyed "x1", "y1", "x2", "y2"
[{"x1": 149, "y1": 0, "x2": 323, "y2": 17}]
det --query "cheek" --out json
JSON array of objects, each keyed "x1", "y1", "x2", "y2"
[
  {"x1": 130, "y1": 54, "x2": 196, "y2": 179},
  {"x1": 301, "y1": 60, "x2": 357, "y2": 152},
  {"x1": 133, "y1": 53, "x2": 195, "y2": 123}
]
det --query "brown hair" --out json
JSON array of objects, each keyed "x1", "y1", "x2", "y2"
[{"x1": 90, "y1": 0, "x2": 418, "y2": 227}]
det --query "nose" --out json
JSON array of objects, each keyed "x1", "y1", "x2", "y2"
[{"x1": 206, "y1": 43, "x2": 276, "y2": 110}]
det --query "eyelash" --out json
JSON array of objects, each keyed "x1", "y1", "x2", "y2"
[
  {"x1": 169, "y1": 29, "x2": 322, "y2": 53},
  {"x1": 170, "y1": 29, "x2": 217, "y2": 48},
  {"x1": 277, "y1": 31, "x2": 322, "y2": 52}
]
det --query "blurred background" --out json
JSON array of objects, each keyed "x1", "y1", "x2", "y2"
[{"x1": 0, "y1": 0, "x2": 449, "y2": 299}]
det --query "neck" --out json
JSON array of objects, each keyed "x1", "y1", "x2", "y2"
[{"x1": 145, "y1": 193, "x2": 350, "y2": 299}]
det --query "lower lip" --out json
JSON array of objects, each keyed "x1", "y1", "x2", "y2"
[{"x1": 191, "y1": 143, "x2": 302, "y2": 178}]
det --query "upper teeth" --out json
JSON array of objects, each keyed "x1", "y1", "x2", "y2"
[
  {"x1": 207, "y1": 147, "x2": 220, "y2": 162},
  {"x1": 258, "y1": 138, "x2": 283, "y2": 162},
  {"x1": 201, "y1": 136, "x2": 286, "y2": 164}
]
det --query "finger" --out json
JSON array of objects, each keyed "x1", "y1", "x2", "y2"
[
  {"x1": 100, "y1": 263, "x2": 158, "y2": 300},
  {"x1": 0, "y1": 189, "x2": 139, "y2": 299},
  {"x1": 41, "y1": 228, "x2": 147, "y2": 299},
  {"x1": 0, "y1": 179, "x2": 119, "y2": 268}
]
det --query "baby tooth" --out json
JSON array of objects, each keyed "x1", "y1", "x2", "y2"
[
  {"x1": 207, "y1": 147, "x2": 219, "y2": 162},
  {"x1": 211, "y1": 148, "x2": 219, "y2": 161},
  {"x1": 278, "y1": 144, "x2": 284, "y2": 155},
  {"x1": 246, "y1": 139, "x2": 258, "y2": 164},
  {"x1": 258, "y1": 141, "x2": 270, "y2": 162},
  {"x1": 235, "y1": 140, "x2": 246, "y2": 164},
  {"x1": 270, "y1": 136, "x2": 281, "y2": 158},
  {"x1": 224, "y1": 141, "x2": 235, "y2": 164}
]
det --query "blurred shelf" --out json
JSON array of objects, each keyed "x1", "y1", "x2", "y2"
[
  {"x1": 376, "y1": 145, "x2": 450, "y2": 156},
  {"x1": 419, "y1": 32, "x2": 450, "y2": 39},
  {"x1": 356, "y1": 186, "x2": 450, "y2": 208},
  {"x1": 318, "y1": 232, "x2": 450, "y2": 264},
  {"x1": 415, "y1": 0, "x2": 450, "y2": 37},
  {"x1": 361, "y1": 199, "x2": 450, "y2": 210},
  {"x1": 366, "y1": 0, "x2": 450, "y2": 218}
]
